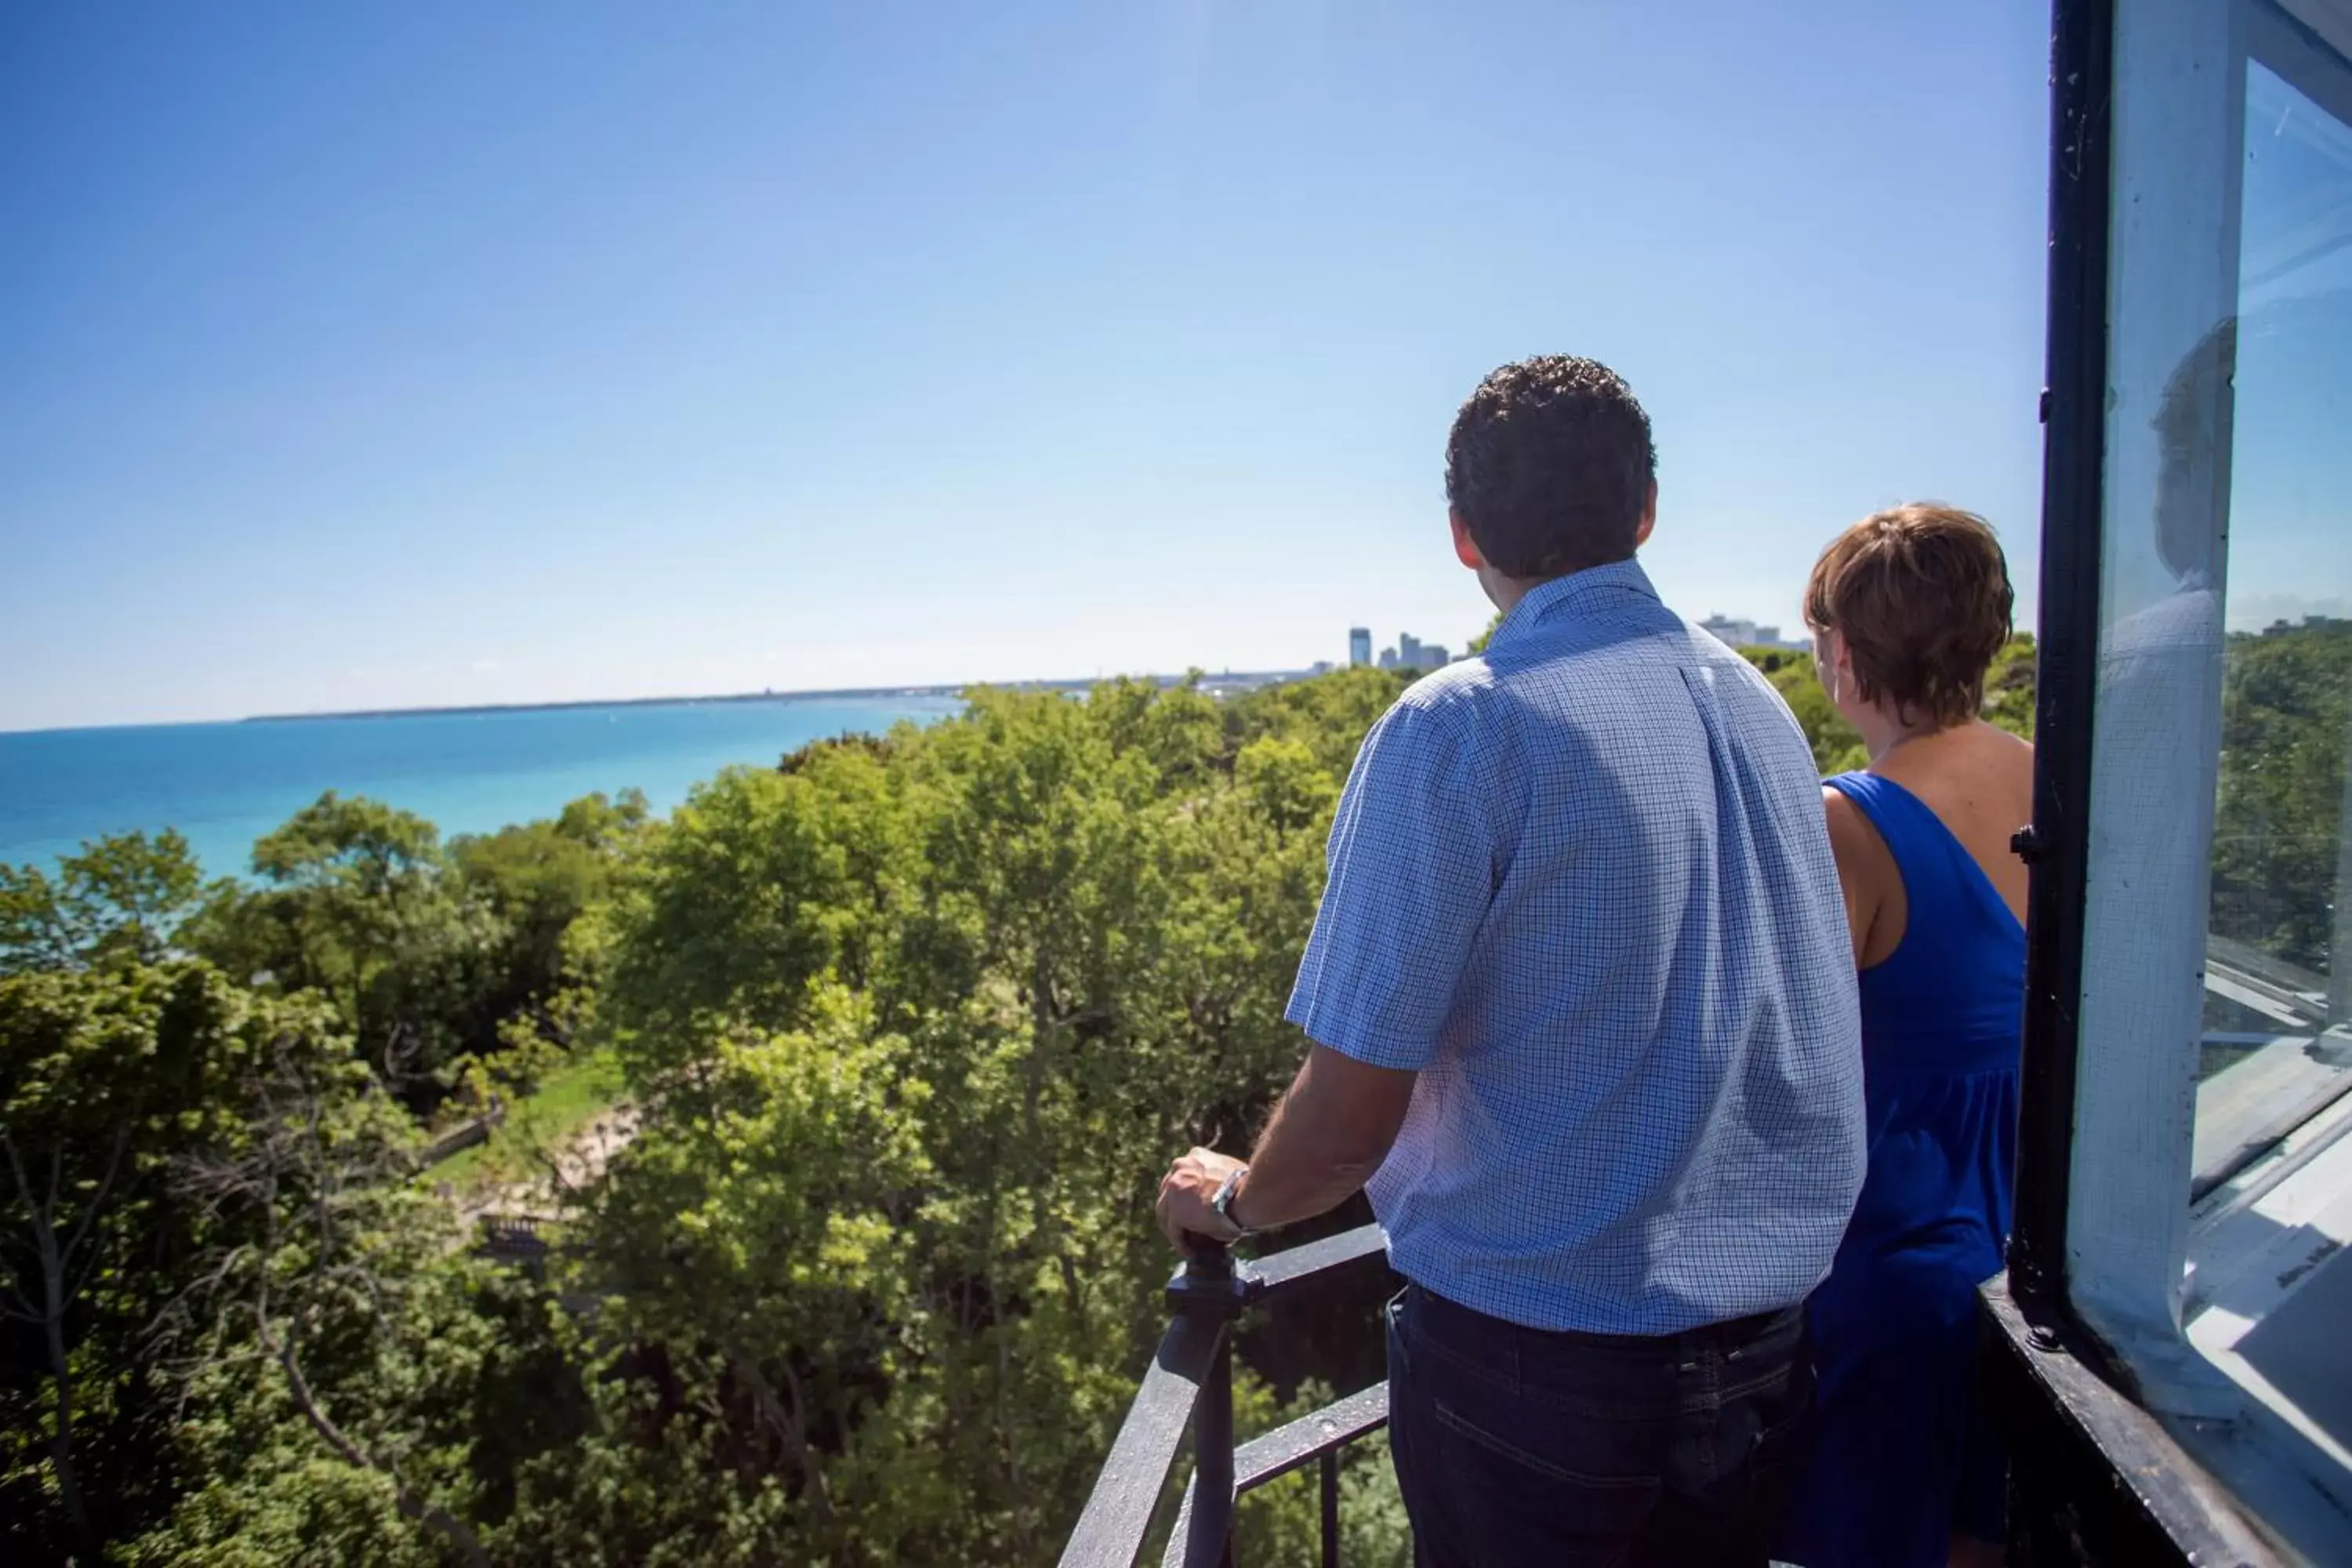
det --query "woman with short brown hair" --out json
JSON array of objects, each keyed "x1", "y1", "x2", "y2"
[{"x1": 1777, "y1": 504, "x2": 2031, "y2": 1568}]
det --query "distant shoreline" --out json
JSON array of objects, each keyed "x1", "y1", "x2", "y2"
[{"x1": 239, "y1": 670, "x2": 1315, "y2": 726}]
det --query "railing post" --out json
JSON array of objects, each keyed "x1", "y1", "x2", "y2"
[
  {"x1": 1319, "y1": 1450, "x2": 1339, "y2": 1568},
  {"x1": 1195, "y1": 1333, "x2": 1236, "y2": 1566},
  {"x1": 1170, "y1": 1242, "x2": 1243, "y2": 1566},
  {"x1": 1062, "y1": 1224, "x2": 1388, "y2": 1567}
]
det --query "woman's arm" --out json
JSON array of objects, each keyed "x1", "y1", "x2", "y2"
[{"x1": 1822, "y1": 786, "x2": 1881, "y2": 966}]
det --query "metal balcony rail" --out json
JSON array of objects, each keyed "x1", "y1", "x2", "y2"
[
  {"x1": 1059, "y1": 1223, "x2": 1394, "y2": 1568},
  {"x1": 478, "y1": 1214, "x2": 550, "y2": 1260}
]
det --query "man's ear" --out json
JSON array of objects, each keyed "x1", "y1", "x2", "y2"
[
  {"x1": 1633, "y1": 480, "x2": 1659, "y2": 550},
  {"x1": 1450, "y1": 510, "x2": 1485, "y2": 570}
]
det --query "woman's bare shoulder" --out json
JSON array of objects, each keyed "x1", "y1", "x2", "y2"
[
  {"x1": 1821, "y1": 783, "x2": 1893, "y2": 866},
  {"x1": 1889, "y1": 721, "x2": 2031, "y2": 793},
  {"x1": 1972, "y1": 721, "x2": 2037, "y2": 800},
  {"x1": 1979, "y1": 720, "x2": 2034, "y2": 758}
]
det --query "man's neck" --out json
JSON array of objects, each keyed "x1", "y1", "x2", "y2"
[
  {"x1": 1479, "y1": 556, "x2": 1626, "y2": 620},
  {"x1": 1479, "y1": 567, "x2": 1548, "y2": 619}
]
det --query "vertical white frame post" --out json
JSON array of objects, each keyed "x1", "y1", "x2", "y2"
[{"x1": 2067, "y1": 0, "x2": 2245, "y2": 1414}]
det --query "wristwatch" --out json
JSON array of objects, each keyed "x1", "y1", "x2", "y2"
[{"x1": 1210, "y1": 1164, "x2": 1259, "y2": 1237}]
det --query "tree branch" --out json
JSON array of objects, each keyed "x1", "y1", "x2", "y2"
[
  {"x1": 57, "y1": 1124, "x2": 133, "y2": 1277},
  {"x1": 260, "y1": 1316, "x2": 491, "y2": 1568},
  {"x1": 0, "y1": 1130, "x2": 93, "y2": 1548}
]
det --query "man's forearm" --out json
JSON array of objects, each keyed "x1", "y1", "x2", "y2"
[{"x1": 1229, "y1": 1044, "x2": 1415, "y2": 1232}]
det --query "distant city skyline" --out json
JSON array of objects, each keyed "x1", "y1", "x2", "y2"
[
  {"x1": 0, "y1": 3, "x2": 2054, "y2": 731},
  {"x1": 10, "y1": 603, "x2": 1821, "y2": 735},
  {"x1": 1373, "y1": 630, "x2": 1452, "y2": 673},
  {"x1": 1696, "y1": 613, "x2": 1809, "y2": 652}
]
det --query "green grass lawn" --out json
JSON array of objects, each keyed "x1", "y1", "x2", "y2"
[{"x1": 431, "y1": 1046, "x2": 626, "y2": 1192}]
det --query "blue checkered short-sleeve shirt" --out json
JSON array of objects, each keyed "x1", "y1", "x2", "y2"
[{"x1": 1287, "y1": 559, "x2": 1865, "y2": 1334}]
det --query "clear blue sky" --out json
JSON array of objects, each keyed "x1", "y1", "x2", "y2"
[{"x1": 0, "y1": 1, "x2": 2056, "y2": 731}]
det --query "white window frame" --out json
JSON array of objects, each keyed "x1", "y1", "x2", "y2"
[{"x1": 2064, "y1": 0, "x2": 2352, "y2": 1553}]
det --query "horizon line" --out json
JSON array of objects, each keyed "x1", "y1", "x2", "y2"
[{"x1": 0, "y1": 667, "x2": 1339, "y2": 739}]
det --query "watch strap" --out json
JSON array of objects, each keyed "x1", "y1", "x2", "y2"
[{"x1": 1210, "y1": 1164, "x2": 1257, "y2": 1236}]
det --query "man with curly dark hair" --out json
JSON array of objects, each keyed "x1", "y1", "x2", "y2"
[
  {"x1": 1443, "y1": 354, "x2": 1661, "y2": 579},
  {"x1": 1160, "y1": 355, "x2": 1864, "y2": 1566}
]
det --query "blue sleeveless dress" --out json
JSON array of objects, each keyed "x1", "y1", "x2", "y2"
[{"x1": 1777, "y1": 772, "x2": 2024, "y2": 1568}]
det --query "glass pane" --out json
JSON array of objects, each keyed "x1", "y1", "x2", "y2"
[{"x1": 2192, "y1": 47, "x2": 2352, "y2": 1189}]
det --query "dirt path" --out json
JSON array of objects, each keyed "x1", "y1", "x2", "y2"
[{"x1": 449, "y1": 1102, "x2": 641, "y2": 1231}]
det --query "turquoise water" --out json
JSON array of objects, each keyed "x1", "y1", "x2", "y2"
[{"x1": 0, "y1": 697, "x2": 960, "y2": 877}]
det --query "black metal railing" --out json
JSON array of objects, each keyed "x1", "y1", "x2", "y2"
[
  {"x1": 1059, "y1": 1223, "x2": 1394, "y2": 1568},
  {"x1": 478, "y1": 1213, "x2": 550, "y2": 1261}
]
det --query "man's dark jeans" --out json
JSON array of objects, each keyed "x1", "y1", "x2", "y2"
[{"x1": 1385, "y1": 1282, "x2": 1813, "y2": 1567}]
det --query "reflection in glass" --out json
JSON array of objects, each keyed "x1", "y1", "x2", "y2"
[{"x1": 2195, "y1": 55, "x2": 2352, "y2": 1176}]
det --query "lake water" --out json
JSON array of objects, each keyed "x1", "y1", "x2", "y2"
[{"x1": 0, "y1": 697, "x2": 961, "y2": 877}]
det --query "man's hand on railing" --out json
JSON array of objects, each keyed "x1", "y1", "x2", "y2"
[
  {"x1": 1156, "y1": 1146, "x2": 1248, "y2": 1250},
  {"x1": 1156, "y1": 1045, "x2": 1416, "y2": 1253}
]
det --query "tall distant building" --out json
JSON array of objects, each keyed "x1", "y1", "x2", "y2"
[
  {"x1": 1697, "y1": 614, "x2": 1789, "y2": 649},
  {"x1": 1348, "y1": 626, "x2": 1372, "y2": 667},
  {"x1": 1383, "y1": 633, "x2": 1449, "y2": 673}
]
